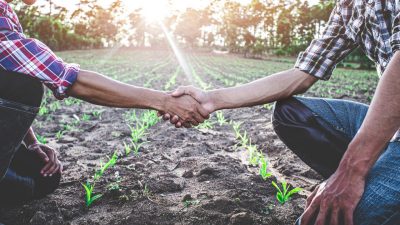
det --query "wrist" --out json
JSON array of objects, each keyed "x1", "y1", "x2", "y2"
[
  {"x1": 150, "y1": 91, "x2": 168, "y2": 112},
  {"x1": 207, "y1": 90, "x2": 222, "y2": 112}
]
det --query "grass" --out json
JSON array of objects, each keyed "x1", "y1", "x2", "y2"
[
  {"x1": 259, "y1": 154, "x2": 272, "y2": 180},
  {"x1": 216, "y1": 111, "x2": 227, "y2": 126},
  {"x1": 36, "y1": 134, "x2": 47, "y2": 144},
  {"x1": 94, "y1": 151, "x2": 118, "y2": 181},
  {"x1": 271, "y1": 181, "x2": 302, "y2": 205}
]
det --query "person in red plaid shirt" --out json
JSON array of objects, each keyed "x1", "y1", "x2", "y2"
[{"x1": 0, "y1": 0, "x2": 210, "y2": 204}]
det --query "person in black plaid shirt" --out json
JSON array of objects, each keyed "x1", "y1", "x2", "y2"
[{"x1": 163, "y1": 0, "x2": 400, "y2": 224}]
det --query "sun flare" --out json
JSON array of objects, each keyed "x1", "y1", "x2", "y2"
[{"x1": 140, "y1": 0, "x2": 168, "y2": 22}]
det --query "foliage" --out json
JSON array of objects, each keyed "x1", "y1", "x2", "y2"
[
  {"x1": 271, "y1": 181, "x2": 302, "y2": 204},
  {"x1": 259, "y1": 155, "x2": 272, "y2": 180},
  {"x1": 82, "y1": 182, "x2": 102, "y2": 207},
  {"x1": 94, "y1": 151, "x2": 118, "y2": 181}
]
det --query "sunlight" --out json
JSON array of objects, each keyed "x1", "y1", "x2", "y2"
[{"x1": 140, "y1": 0, "x2": 168, "y2": 22}]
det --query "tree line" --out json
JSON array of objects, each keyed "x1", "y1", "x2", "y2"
[{"x1": 13, "y1": 0, "x2": 371, "y2": 68}]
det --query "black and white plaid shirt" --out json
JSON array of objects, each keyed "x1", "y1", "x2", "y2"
[{"x1": 295, "y1": 0, "x2": 400, "y2": 79}]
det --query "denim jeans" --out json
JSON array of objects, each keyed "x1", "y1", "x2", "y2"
[
  {"x1": 0, "y1": 70, "x2": 60, "y2": 204},
  {"x1": 273, "y1": 97, "x2": 400, "y2": 225}
]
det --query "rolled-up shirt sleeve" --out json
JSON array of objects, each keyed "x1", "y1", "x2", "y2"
[
  {"x1": 295, "y1": 4, "x2": 358, "y2": 80},
  {"x1": 0, "y1": 36, "x2": 79, "y2": 99},
  {"x1": 390, "y1": 10, "x2": 400, "y2": 53}
]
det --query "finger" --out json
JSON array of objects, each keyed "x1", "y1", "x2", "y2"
[
  {"x1": 301, "y1": 199, "x2": 320, "y2": 225},
  {"x1": 170, "y1": 115, "x2": 179, "y2": 124},
  {"x1": 48, "y1": 163, "x2": 59, "y2": 176},
  {"x1": 190, "y1": 109, "x2": 205, "y2": 124},
  {"x1": 329, "y1": 207, "x2": 340, "y2": 225},
  {"x1": 41, "y1": 161, "x2": 54, "y2": 176},
  {"x1": 157, "y1": 111, "x2": 164, "y2": 117},
  {"x1": 307, "y1": 187, "x2": 319, "y2": 208},
  {"x1": 314, "y1": 204, "x2": 328, "y2": 225},
  {"x1": 183, "y1": 122, "x2": 192, "y2": 128},
  {"x1": 190, "y1": 120, "x2": 199, "y2": 126},
  {"x1": 197, "y1": 105, "x2": 210, "y2": 118},
  {"x1": 42, "y1": 149, "x2": 56, "y2": 175},
  {"x1": 163, "y1": 114, "x2": 170, "y2": 121},
  {"x1": 344, "y1": 208, "x2": 354, "y2": 225},
  {"x1": 59, "y1": 161, "x2": 63, "y2": 173},
  {"x1": 175, "y1": 121, "x2": 182, "y2": 128},
  {"x1": 35, "y1": 148, "x2": 49, "y2": 163}
]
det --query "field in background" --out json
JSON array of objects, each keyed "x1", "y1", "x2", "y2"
[{"x1": 0, "y1": 49, "x2": 378, "y2": 225}]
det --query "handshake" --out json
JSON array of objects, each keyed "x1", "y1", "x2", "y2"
[{"x1": 158, "y1": 86, "x2": 215, "y2": 128}]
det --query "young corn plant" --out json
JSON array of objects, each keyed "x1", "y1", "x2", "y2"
[
  {"x1": 232, "y1": 122, "x2": 243, "y2": 139},
  {"x1": 259, "y1": 155, "x2": 272, "y2": 180},
  {"x1": 94, "y1": 151, "x2": 118, "y2": 181},
  {"x1": 128, "y1": 124, "x2": 147, "y2": 144},
  {"x1": 197, "y1": 120, "x2": 215, "y2": 130},
  {"x1": 36, "y1": 134, "x2": 48, "y2": 144},
  {"x1": 92, "y1": 110, "x2": 103, "y2": 119},
  {"x1": 123, "y1": 141, "x2": 132, "y2": 156},
  {"x1": 82, "y1": 113, "x2": 91, "y2": 121},
  {"x1": 216, "y1": 111, "x2": 227, "y2": 126},
  {"x1": 141, "y1": 110, "x2": 160, "y2": 128},
  {"x1": 131, "y1": 140, "x2": 147, "y2": 156},
  {"x1": 271, "y1": 181, "x2": 302, "y2": 205},
  {"x1": 56, "y1": 130, "x2": 64, "y2": 140},
  {"x1": 247, "y1": 141, "x2": 261, "y2": 166},
  {"x1": 82, "y1": 182, "x2": 102, "y2": 207}
]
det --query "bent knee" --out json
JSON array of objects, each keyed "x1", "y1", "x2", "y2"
[{"x1": 33, "y1": 172, "x2": 61, "y2": 198}]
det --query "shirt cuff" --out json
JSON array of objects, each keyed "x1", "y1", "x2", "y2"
[
  {"x1": 390, "y1": 32, "x2": 400, "y2": 53},
  {"x1": 294, "y1": 51, "x2": 336, "y2": 80},
  {"x1": 53, "y1": 63, "x2": 80, "y2": 100}
]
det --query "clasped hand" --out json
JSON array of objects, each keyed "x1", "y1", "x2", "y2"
[{"x1": 159, "y1": 86, "x2": 214, "y2": 128}]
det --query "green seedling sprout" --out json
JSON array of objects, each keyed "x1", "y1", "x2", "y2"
[
  {"x1": 92, "y1": 110, "x2": 103, "y2": 119},
  {"x1": 82, "y1": 113, "x2": 91, "y2": 121},
  {"x1": 129, "y1": 124, "x2": 147, "y2": 143},
  {"x1": 239, "y1": 131, "x2": 249, "y2": 147},
  {"x1": 232, "y1": 122, "x2": 242, "y2": 139},
  {"x1": 56, "y1": 130, "x2": 64, "y2": 140},
  {"x1": 123, "y1": 141, "x2": 131, "y2": 156},
  {"x1": 38, "y1": 105, "x2": 49, "y2": 116},
  {"x1": 259, "y1": 155, "x2": 272, "y2": 180},
  {"x1": 247, "y1": 141, "x2": 260, "y2": 166},
  {"x1": 197, "y1": 120, "x2": 215, "y2": 129},
  {"x1": 131, "y1": 140, "x2": 147, "y2": 156},
  {"x1": 271, "y1": 181, "x2": 302, "y2": 205},
  {"x1": 36, "y1": 134, "x2": 47, "y2": 144},
  {"x1": 216, "y1": 111, "x2": 227, "y2": 126},
  {"x1": 94, "y1": 150, "x2": 118, "y2": 181},
  {"x1": 82, "y1": 182, "x2": 102, "y2": 207}
]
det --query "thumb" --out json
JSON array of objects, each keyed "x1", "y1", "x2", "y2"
[
  {"x1": 171, "y1": 86, "x2": 188, "y2": 97},
  {"x1": 36, "y1": 148, "x2": 49, "y2": 162}
]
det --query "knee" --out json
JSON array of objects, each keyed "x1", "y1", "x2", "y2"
[
  {"x1": 33, "y1": 172, "x2": 61, "y2": 198},
  {"x1": 272, "y1": 97, "x2": 309, "y2": 135},
  {"x1": 0, "y1": 71, "x2": 44, "y2": 107}
]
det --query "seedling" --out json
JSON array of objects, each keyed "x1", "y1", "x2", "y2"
[
  {"x1": 271, "y1": 181, "x2": 302, "y2": 205},
  {"x1": 247, "y1": 141, "x2": 260, "y2": 166},
  {"x1": 183, "y1": 199, "x2": 200, "y2": 208},
  {"x1": 128, "y1": 124, "x2": 147, "y2": 144},
  {"x1": 259, "y1": 155, "x2": 272, "y2": 180},
  {"x1": 56, "y1": 130, "x2": 64, "y2": 140},
  {"x1": 232, "y1": 122, "x2": 243, "y2": 139},
  {"x1": 36, "y1": 134, "x2": 47, "y2": 144},
  {"x1": 82, "y1": 113, "x2": 91, "y2": 121},
  {"x1": 82, "y1": 182, "x2": 102, "y2": 207},
  {"x1": 238, "y1": 131, "x2": 249, "y2": 147},
  {"x1": 263, "y1": 103, "x2": 274, "y2": 110},
  {"x1": 131, "y1": 140, "x2": 147, "y2": 156},
  {"x1": 38, "y1": 105, "x2": 49, "y2": 116},
  {"x1": 123, "y1": 141, "x2": 131, "y2": 156},
  {"x1": 216, "y1": 111, "x2": 227, "y2": 126},
  {"x1": 94, "y1": 151, "x2": 118, "y2": 181},
  {"x1": 92, "y1": 110, "x2": 103, "y2": 119},
  {"x1": 141, "y1": 110, "x2": 160, "y2": 128},
  {"x1": 197, "y1": 120, "x2": 215, "y2": 130},
  {"x1": 49, "y1": 101, "x2": 61, "y2": 112}
]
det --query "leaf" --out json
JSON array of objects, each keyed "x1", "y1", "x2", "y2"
[
  {"x1": 287, "y1": 187, "x2": 302, "y2": 198},
  {"x1": 271, "y1": 181, "x2": 282, "y2": 194}
]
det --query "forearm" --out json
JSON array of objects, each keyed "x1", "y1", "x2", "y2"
[
  {"x1": 24, "y1": 127, "x2": 38, "y2": 146},
  {"x1": 209, "y1": 68, "x2": 317, "y2": 110},
  {"x1": 338, "y1": 52, "x2": 400, "y2": 177},
  {"x1": 68, "y1": 70, "x2": 167, "y2": 111}
]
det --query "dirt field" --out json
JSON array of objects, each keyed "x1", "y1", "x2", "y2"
[{"x1": 0, "y1": 49, "x2": 378, "y2": 225}]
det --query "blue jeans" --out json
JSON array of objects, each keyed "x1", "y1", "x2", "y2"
[
  {"x1": 0, "y1": 70, "x2": 60, "y2": 205},
  {"x1": 273, "y1": 97, "x2": 400, "y2": 225}
]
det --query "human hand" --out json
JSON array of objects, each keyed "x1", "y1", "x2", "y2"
[
  {"x1": 159, "y1": 86, "x2": 215, "y2": 128},
  {"x1": 28, "y1": 143, "x2": 63, "y2": 177},
  {"x1": 300, "y1": 169, "x2": 365, "y2": 225},
  {"x1": 161, "y1": 93, "x2": 210, "y2": 128}
]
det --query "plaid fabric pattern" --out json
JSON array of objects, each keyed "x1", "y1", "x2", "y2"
[
  {"x1": 296, "y1": 0, "x2": 400, "y2": 80},
  {"x1": 0, "y1": 0, "x2": 79, "y2": 99}
]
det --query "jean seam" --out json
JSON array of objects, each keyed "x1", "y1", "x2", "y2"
[{"x1": 0, "y1": 97, "x2": 39, "y2": 115}]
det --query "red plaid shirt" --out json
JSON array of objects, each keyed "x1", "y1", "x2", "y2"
[{"x1": 0, "y1": 0, "x2": 79, "y2": 99}]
